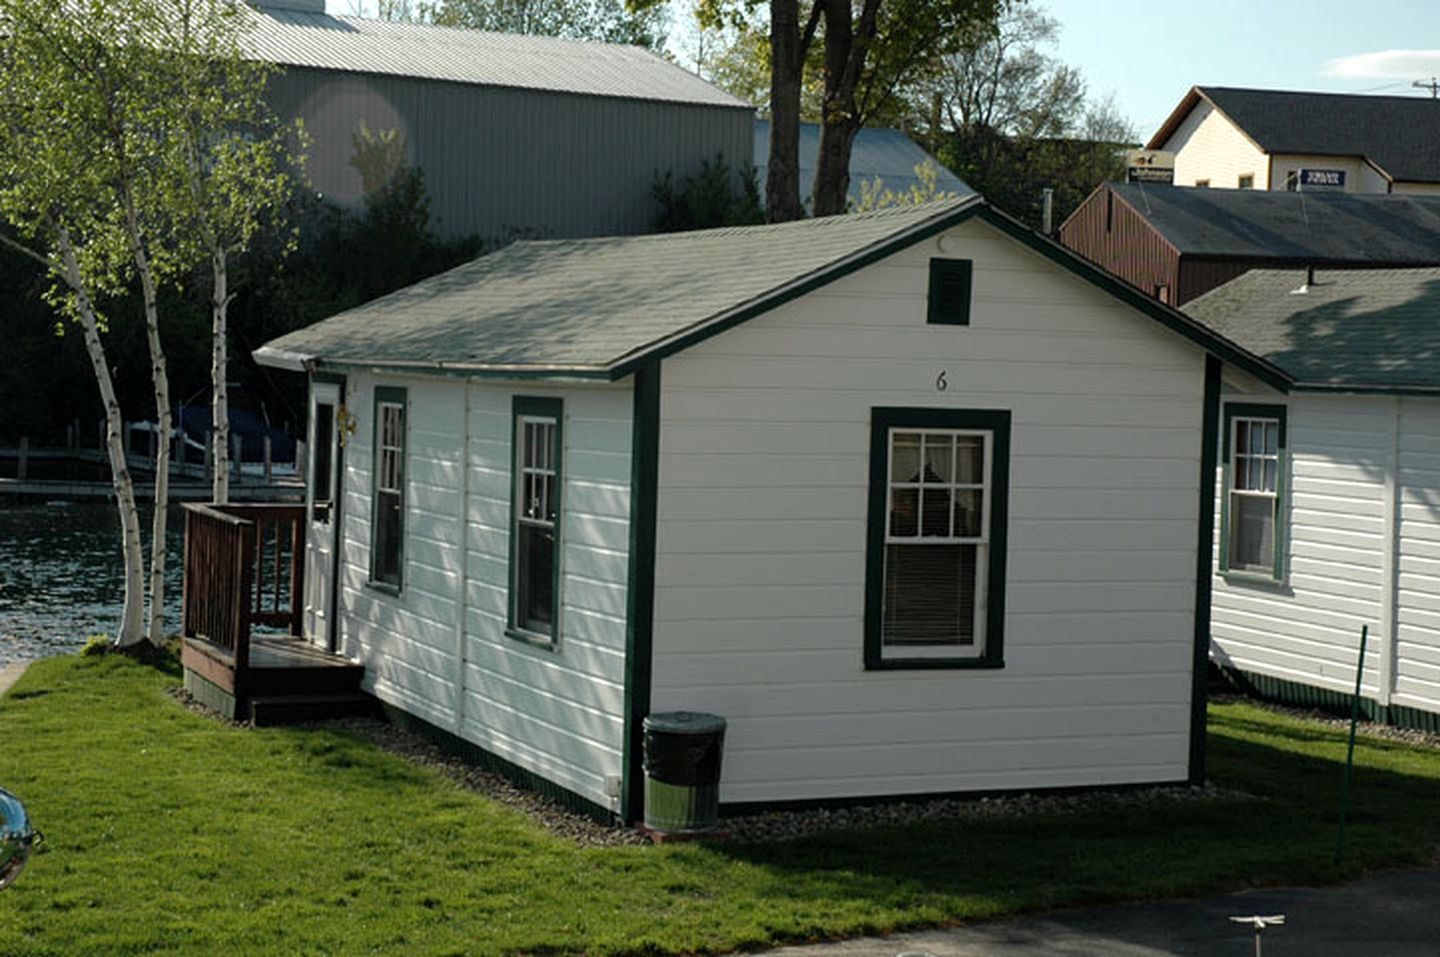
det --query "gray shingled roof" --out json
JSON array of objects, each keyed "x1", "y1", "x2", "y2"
[
  {"x1": 1107, "y1": 183, "x2": 1440, "y2": 262},
  {"x1": 1184, "y1": 268, "x2": 1440, "y2": 391},
  {"x1": 257, "y1": 198, "x2": 986, "y2": 376},
  {"x1": 241, "y1": 5, "x2": 748, "y2": 108},
  {"x1": 1153, "y1": 87, "x2": 1440, "y2": 184}
]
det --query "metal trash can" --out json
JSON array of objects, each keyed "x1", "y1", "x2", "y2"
[{"x1": 642, "y1": 711, "x2": 726, "y2": 834}]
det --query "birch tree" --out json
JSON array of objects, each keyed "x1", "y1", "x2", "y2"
[
  {"x1": 149, "y1": 0, "x2": 298, "y2": 506},
  {"x1": 0, "y1": 0, "x2": 149, "y2": 646},
  {"x1": 0, "y1": 0, "x2": 297, "y2": 647}
]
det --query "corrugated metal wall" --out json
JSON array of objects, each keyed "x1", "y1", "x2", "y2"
[
  {"x1": 268, "y1": 66, "x2": 753, "y2": 241},
  {"x1": 1058, "y1": 186, "x2": 1182, "y2": 303}
]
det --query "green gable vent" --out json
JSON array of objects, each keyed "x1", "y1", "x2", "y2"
[{"x1": 928, "y1": 258, "x2": 973, "y2": 326}]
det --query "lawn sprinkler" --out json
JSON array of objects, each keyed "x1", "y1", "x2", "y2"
[
  {"x1": 0, "y1": 787, "x2": 41, "y2": 890},
  {"x1": 1229, "y1": 914, "x2": 1285, "y2": 957}
]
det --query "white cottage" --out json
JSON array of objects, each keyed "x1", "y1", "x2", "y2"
[
  {"x1": 1185, "y1": 268, "x2": 1440, "y2": 732},
  {"x1": 248, "y1": 198, "x2": 1284, "y2": 821}
]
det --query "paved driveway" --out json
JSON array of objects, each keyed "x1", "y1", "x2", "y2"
[{"x1": 763, "y1": 868, "x2": 1440, "y2": 956}]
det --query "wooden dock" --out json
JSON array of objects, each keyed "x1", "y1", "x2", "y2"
[{"x1": 0, "y1": 475, "x2": 304, "y2": 503}]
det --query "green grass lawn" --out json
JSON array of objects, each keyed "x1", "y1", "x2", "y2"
[{"x1": 1, "y1": 653, "x2": 1438, "y2": 956}]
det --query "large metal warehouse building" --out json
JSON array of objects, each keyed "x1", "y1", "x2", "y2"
[{"x1": 245, "y1": 0, "x2": 754, "y2": 241}]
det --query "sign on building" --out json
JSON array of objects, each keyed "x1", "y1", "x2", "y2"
[
  {"x1": 1298, "y1": 168, "x2": 1346, "y2": 191},
  {"x1": 1125, "y1": 149, "x2": 1176, "y2": 185}
]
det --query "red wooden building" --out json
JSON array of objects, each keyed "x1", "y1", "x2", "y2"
[{"x1": 1058, "y1": 183, "x2": 1440, "y2": 305}]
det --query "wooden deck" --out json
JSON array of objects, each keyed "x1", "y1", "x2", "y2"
[
  {"x1": 182, "y1": 634, "x2": 369, "y2": 725},
  {"x1": 179, "y1": 502, "x2": 371, "y2": 725}
]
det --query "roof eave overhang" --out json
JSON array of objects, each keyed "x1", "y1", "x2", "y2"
[
  {"x1": 1292, "y1": 380, "x2": 1440, "y2": 397},
  {"x1": 252, "y1": 346, "x2": 315, "y2": 372},
  {"x1": 312, "y1": 357, "x2": 618, "y2": 382},
  {"x1": 1146, "y1": 87, "x2": 1204, "y2": 150}
]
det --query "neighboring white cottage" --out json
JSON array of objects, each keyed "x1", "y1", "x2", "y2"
[
  {"x1": 1149, "y1": 86, "x2": 1440, "y2": 194},
  {"x1": 1185, "y1": 268, "x2": 1440, "y2": 732},
  {"x1": 254, "y1": 198, "x2": 1285, "y2": 821}
]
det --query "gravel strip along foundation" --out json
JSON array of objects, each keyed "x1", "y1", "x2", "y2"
[
  {"x1": 171, "y1": 688, "x2": 1245, "y2": 846},
  {"x1": 1212, "y1": 693, "x2": 1440, "y2": 750}
]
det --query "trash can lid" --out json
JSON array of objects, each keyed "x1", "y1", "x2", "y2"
[{"x1": 643, "y1": 711, "x2": 726, "y2": 735}]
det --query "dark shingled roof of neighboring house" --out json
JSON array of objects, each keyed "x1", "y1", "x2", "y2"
[
  {"x1": 1148, "y1": 86, "x2": 1440, "y2": 184},
  {"x1": 1184, "y1": 267, "x2": 1440, "y2": 392},
  {"x1": 1102, "y1": 183, "x2": 1440, "y2": 263}
]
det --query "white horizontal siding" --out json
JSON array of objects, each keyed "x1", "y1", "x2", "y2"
[
  {"x1": 457, "y1": 382, "x2": 632, "y2": 808},
  {"x1": 1210, "y1": 394, "x2": 1390, "y2": 696},
  {"x1": 334, "y1": 374, "x2": 632, "y2": 810},
  {"x1": 337, "y1": 374, "x2": 466, "y2": 732},
  {"x1": 1394, "y1": 399, "x2": 1440, "y2": 713},
  {"x1": 651, "y1": 216, "x2": 1204, "y2": 803}
]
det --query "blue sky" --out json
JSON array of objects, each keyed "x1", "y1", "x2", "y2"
[
  {"x1": 1042, "y1": 0, "x2": 1440, "y2": 135},
  {"x1": 325, "y1": 0, "x2": 1440, "y2": 140}
]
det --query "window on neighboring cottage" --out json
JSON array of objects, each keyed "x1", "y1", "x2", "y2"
[
  {"x1": 1284, "y1": 171, "x2": 1299, "y2": 192},
  {"x1": 927, "y1": 258, "x2": 973, "y2": 325},
  {"x1": 370, "y1": 387, "x2": 407, "y2": 590},
  {"x1": 1238, "y1": 174, "x2": 1255, "y2": 189},
  {"x1": 1155, "y1": 283, "x2": 1172, "y2": 304},
  {"x1": 864, "y1": 408, "x2": 1010, "y2": 669},
  {"x1": 1195, "y1": 179, "x2": 1211, "y2": 188},
  {"x1": 1222, "y1": 404, "x2": 1286, "y2": 581},
  {"x1": 511, "y1": 397, "x2": 563, "y2": 643}
]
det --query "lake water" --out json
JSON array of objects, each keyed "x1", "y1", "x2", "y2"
[{"x1": 0, "y1": 504, "x2": 185, "y2": 666}]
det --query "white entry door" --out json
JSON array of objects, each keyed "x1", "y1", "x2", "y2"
[{"x1": 304, "y1": 382, "x2": 342, "y2": 651}]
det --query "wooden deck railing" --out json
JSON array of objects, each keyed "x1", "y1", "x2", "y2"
[{"x1": 181, "y1": 502, "x2": 306, "y2": 674}]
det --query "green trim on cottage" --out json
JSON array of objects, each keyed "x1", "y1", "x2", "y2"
[
  {"x1": 1190, "y1": 355, "x2": 1222, "y2": 785},
  {"x1": 621, "y1": 362, "x2": 661, "y2": 823},
  {"x1": 863, "y1": 406, "x2": 1010, "y2": 671},
  {"x1": 1219, "y1": 401, "x2": 1288, "y2": 583},
  {"x1": 369, "y1": 385, "x2": 408, "y2": 593},
  {"x1": 507, "y1": 396, "x2": 565, "y2": 647}
]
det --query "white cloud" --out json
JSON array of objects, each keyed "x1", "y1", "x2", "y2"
[{"x1": 1325, "y1": 49, "x2": 1440, "y2": 79}]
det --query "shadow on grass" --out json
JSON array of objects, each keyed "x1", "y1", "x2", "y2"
[{"x1": 691, "y1": 728, "x2": 1440, "y2": 929}]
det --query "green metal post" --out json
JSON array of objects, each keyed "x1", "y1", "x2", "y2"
[{"x1": 1334, "y1": 624, "x2": 1369, "y2": 865}]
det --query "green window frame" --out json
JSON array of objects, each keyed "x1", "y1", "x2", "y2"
[
  {"x1": 369, "y1": 385, "x2": 407, "y2": 592},
  {"x1": 864, "y1": 407, "x2": 1010, "y2": 670},
  {"x1": 1219, "y1": 402, "x2": 1287, "y2": 582},
  {"x1": 927, "y1": 258, "x2": 973, "y2": 325},
  {"x1": 509, "y1": 396, "x2": 564, "y2": 645}
]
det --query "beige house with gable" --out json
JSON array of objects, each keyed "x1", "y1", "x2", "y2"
[{"x1": 1149, "y1": 87, "x2": 1440, "y2": 195}]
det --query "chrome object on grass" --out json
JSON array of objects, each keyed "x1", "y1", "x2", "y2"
[{"x1": 0, "y1": 787, "x2": 40, "y2": 891}]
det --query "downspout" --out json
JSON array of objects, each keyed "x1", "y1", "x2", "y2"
[
  {"x1": 455, "y1": 384, "x2": 473, "y2": 735},
  {"x1": 1376, "y1": 397, "x2": 1402, "y2": 710}
]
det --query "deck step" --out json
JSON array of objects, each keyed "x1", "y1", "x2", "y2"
[{"x1": 248, "y1": 692, "x2": 376, "y2": 727}]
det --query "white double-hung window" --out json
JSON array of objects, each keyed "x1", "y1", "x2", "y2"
[
  {"x1": 865, "y1": 408, "x2": 1010, "y2": 669},
  {"x1": 510, "y1": 396, "x2": 564, "y2": 643},
  {"x1": 1221, "y1": 404, "x2": 1286, "y2": 581}
]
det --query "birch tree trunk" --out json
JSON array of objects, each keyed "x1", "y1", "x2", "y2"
[
  {"x1": 126, "y1": 212, "x2": 173, "y2": 648},
  {"x1": 211, "y1": 248, "x2": 230, "y2": 504},
  {"x1": 57, "y1": 228, "x2": 147, "y2": 648}
]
